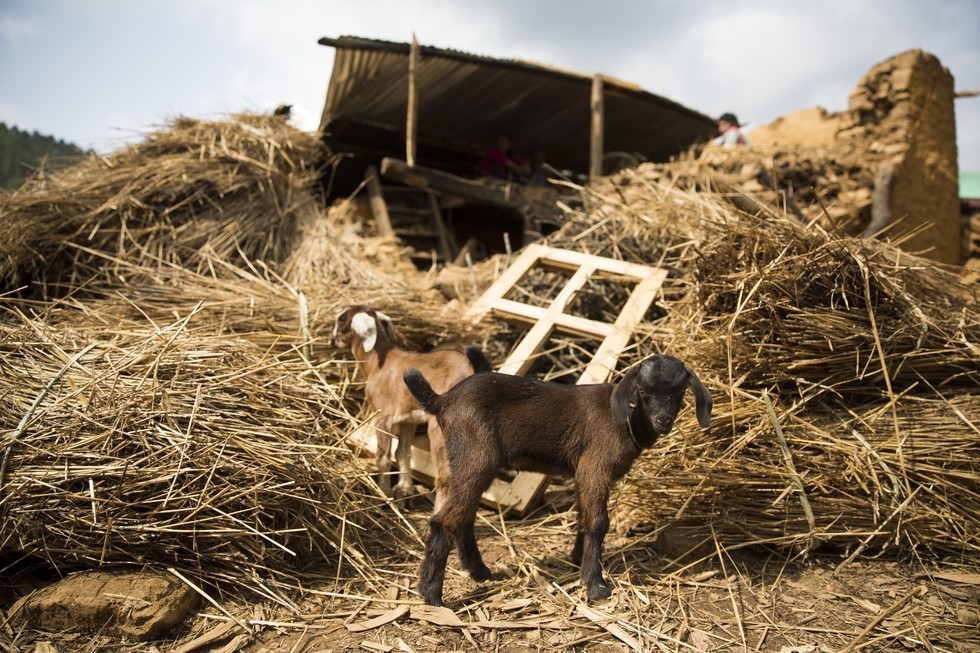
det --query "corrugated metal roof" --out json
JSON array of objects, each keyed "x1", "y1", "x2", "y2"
[{"x1": 318, "y1": 36, "x2": 716, "y2": 175}]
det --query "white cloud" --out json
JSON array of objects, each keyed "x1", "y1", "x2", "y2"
[
  {"x1": 0, "y1": 14, "x2": 39, "y2": 41},
  {"x1": 3, "y1": 0, "x2": 977, "y2": 169}
]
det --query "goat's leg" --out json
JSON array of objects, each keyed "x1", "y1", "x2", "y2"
[
  {"x1": 426, "y1": 417, "x2": 449, "y2": 512},
  {"x1": 453, "y1": 475, "x2": 493, "y2": 582},
  {"x1": 418, "y1": 513, "x2": 452, "y2": 607},
  {"x1": 418, "y1": 465, "x2": 494, "y2": 605},
  {"x1": 575, "y1": 471, "x2": 612, "y2": 601},
  {"x1": 393, "y1": 422, "x2": 415, "y2": 500},
  {"x1": 445, "y1": 461, "x2": 496, "y2": 582},
  {"x1": 570, "y1": 496, "x2": 585, "y2": 565},
  {"x1": 374, "y1": 418, "x2": 394, "y2": 497},
  {"x1": 456, "y1": 512, "x2": 493, "y2": 582}
]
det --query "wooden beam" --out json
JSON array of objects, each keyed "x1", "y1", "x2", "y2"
[
  {"x1": 495, "y1": 264, "x2": 593, "y2": 376},
  {"x1": 590, "y1": 74, "x2": 605, "y2": 182},
  {"x1": 380, "y1": 157, "x2": 523, "y2": 208},
  {"x1": 406, "y1": 34, "x2": 419, "y2": 167},
  {"x1": 364, "y1": 165, "x2": 394, "y2": 236},
  {"x1": 466, "y1": 243, "x2": 544, "y2": 322}
]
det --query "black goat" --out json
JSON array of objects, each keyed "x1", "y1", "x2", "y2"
[{"x1": 403, "y1": 354, "x2": 712, "y2": 606}]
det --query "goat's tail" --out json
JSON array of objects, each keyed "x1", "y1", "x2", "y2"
[
  {"x1": 404, "y1": 369, "x2": 442, "y2": 414},
  {"x1": 464, "y1": 346, "x2": 493, "y2": 374}
]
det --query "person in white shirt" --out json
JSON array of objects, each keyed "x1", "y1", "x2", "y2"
[{"x1": 713, "y1": 112, "x2": 749, "y2": 147}]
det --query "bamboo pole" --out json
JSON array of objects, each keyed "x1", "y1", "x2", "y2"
[
  {"x1": 406, "y1": 34, "x2": 419, "y2": 167},
  {"x1": 590, "y1": 74, "x2": 604, "y2": 182}
]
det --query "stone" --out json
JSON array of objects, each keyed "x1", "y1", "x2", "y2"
[{"x1": 12, "y1": 568, "x2": 199, "y2": 641}]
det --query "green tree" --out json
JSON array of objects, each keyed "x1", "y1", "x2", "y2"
[{"x1": 0, "y1": 122, "x2": 90, "y2": 190}]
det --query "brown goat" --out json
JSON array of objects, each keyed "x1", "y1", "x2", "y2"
[
  {"x1": 333, "y1": 305, "x2": 490, "y2": 504},
  {"x1": 403, "y1": 354, "x2": 712, "y2": 606}
]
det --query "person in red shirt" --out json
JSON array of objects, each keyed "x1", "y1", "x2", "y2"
[{"x1": 481, "y1": 132, "x2": 531, "y2": 179}]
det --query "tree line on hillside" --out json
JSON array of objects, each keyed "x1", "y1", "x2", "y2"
[{"x1": 1, "y1": 122, "x2": 90, "y2": 190}]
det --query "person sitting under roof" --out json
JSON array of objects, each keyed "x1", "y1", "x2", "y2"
[
  {"x1": 481, "y1": 132, "x2": 531, "y2": 180},
  {"x1": 525, "y1": 145, "x2": 549, "y2": 185},
  {"x1": 712, "y1": 112, "x2": 750, "y2": 148}
]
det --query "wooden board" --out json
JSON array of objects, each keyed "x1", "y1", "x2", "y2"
[
  {"x1": 463, "y1": 243, "x2": 667, "y2": 514},
  {"x1": 348, "y1": 243, "x2": 667, "y2": 517}
]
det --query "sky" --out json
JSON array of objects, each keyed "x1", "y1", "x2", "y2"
[{"x1": 2, "y1": 0, "x2": 979, "y2": 172}]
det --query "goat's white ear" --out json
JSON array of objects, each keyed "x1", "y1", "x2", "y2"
[{"x1": 351, "y1": 312, "x2": 378, "y2": 352}]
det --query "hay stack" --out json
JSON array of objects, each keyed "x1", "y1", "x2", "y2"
[
  {"x1": 0, "y1": 306, "x2": 400, "y2": 603},
  {"x1": 1, "y1": 103, "x2": 977, "y2": 613},
  {"x1": 0, "y1": 114, "x2": 492, "y2": 603},
  {"x1": 0, "y1": 114, "x2": 325, "y2": 295},
  {"x1": 555, "y1": 171, "x2": 979, "y2": 559}
]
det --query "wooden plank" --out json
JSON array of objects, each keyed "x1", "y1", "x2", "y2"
[
  {"x1": 535, "y1": 245, "x2": 661, "y2": 279},
  {"x1": 406, "y1": 34, "x2": 419, "y2": 167},
  {"x1": 488, "y1": 299, "x2": 615, "y2": 340},
  {"x1": 495, "y1": 263, "x2": 592, "y2": 376},
  {"x1": 380, "y1": 158, "x2": 523, "y2": 209},
  {"x1": 465, "y1": 244, "x2": 544, "y2": 321},
  {"x1": 364, "y1": 166, "x2": 394, "y2": 236},
  {"x1": 497, "y1": 319, "x2": 554, "y2": 376},
  {"x1": 590, "y1": 75, "x2": 604, "y2": 182},
  {"x1": 497, "y1": 470, "x2": 549, "y2": 513},
  {"x1": 579, "y1": 270, "x2": 667, "y2": 385}
]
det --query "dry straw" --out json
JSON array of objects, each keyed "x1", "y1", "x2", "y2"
[
  {"x1": 557, "y1": 165, "x2": 979, "y2": 560},
  {"x1": 0, "y1": 113, "x2": 977, "y2": 623}
]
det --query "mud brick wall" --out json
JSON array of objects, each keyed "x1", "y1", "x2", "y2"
[{"x1": 841, "y1": 50, "x2": 960, "y2": 265}]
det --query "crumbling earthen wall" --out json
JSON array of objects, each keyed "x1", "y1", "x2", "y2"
[{"x1": 840, "y1": 49, "x2": 960, "y2": 264}]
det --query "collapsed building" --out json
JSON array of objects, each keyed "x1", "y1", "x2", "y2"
[{"x1": 317, "y1": 40, "x2": 970, "y2": 272}]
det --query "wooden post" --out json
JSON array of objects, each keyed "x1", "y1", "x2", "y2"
[
  {"x1": 406, "y1": 34, "x2": 419, "y2": 167},
  {"x1": 364, "y1": 166, "x2": 394, "y2": 236},
  {"x1": 427, "y1": 192, "x2": 456, "y2": 261},
  {"x1": 590, "y1": 74, "x2": 604, "y2": 182}
]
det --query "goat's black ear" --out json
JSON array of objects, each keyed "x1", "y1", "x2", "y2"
[
  {"x1": 610, "y1": 366, "x2": 641, "y2": 426},
  {"x1": 331, "y1": 306, "x2": 352, "y2": 342},
  {"x1": 374, "y1": 311, "x2": 396, "y2": 342},
  {"x1": 686, "y1": 367, "x2": 713, "y2": 429}
]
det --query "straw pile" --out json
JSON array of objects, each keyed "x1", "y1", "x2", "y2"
[
  {"x1": 0, "y1": 307, "x2": 391, "y2": 603},
  {"x1": 0, "y1": 113, "x2": 325, "y2": 295},
  {"x1": 555, "y1": 166, "x2": 980, "y2": 559},
  {"x1": 1, "y1": 109, "x2": 977, "y2": 621},
  {"x1": 0, "y1": 115, "x2": 488, "y2": 604}
]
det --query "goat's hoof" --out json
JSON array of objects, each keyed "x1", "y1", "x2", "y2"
[
  {"x1": 393, "y1": 485, "x2": 414, "y2": 501},
  {"x1": 587, "y1": 584, "x2": 612, "y2": 602},
  {"x1": 469, "y1": 565, "x2": 493, "y2": 582}
]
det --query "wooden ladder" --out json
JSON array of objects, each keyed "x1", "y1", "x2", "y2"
[
  {"x1": 346, "y1": 243, "x2": 668, "y2": 517},
  {"x1": 365, "y1": 165, "x2": 455, "y2": 265},
  {"x1": 464, "y1": 243, "x2": 668, "y2": 515}
]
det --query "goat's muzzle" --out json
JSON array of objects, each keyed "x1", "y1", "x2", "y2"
[{"x1": 652, "y1": 414, "x2": 675, "y2": 434}]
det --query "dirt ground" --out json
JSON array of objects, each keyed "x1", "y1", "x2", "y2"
[{"x1": 8, "y1": 485, "x2": 977, "y2": 653}]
